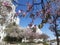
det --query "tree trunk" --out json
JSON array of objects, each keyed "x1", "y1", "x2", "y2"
[
  {"x1": 54, "y1": 16, "x2": 59, "y2": 45},
  {"x1": 55, "y1": 30, "x2": 59, "y2": 45},
  {"x1": 56, "y1": 35, "x2": 59, "y2": 45}
]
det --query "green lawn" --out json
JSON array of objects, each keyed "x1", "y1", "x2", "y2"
[{"x1": 0, "y1": 42, "x2": 43, "y2": 45}]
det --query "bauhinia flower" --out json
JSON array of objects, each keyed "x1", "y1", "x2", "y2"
[
  {"x1": 2, "y1": 1, "x2": 9, "y2": 6},
  {"x1": 22, "y1": 12, "x2": 27, "y2": 17},
  {"x1": 27, "y1": 3, "x2": 33, "y2": 12},
  {"x1": 18, "y1": 10, "x2": 22, "y2": 14}
]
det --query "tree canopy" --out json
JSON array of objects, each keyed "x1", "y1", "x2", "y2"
[{"x1": 12, "y1": 0, "x2": 60, "y2": 45}]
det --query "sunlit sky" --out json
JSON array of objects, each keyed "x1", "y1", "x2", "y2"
[{"x1": 13, "y1": 0, "x2": 56, "y2": 40}]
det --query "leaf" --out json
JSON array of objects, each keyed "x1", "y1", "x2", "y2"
[
  {"x1": 30, "y1": 13, "x2": 35, "y2": 19},
  {"x1": 38, "y1": 23, "x2": 44, "y2": 29},
  {"x1": 42, "y1": 20, "x2": 47, "y2": 23},
  {"x1": 45, "y1": 14, "x2": 51, "y2": 19}
]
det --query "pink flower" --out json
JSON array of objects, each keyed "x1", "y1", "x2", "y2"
[
  {"x1": 22, "y1": 12, "x2": 27, "y2": 17},
  {"x1": 48, "y1": 19, "x2": 52, "y2": 24},
  {"x1": 14, "y1": 12, "x2": 19, "y2": 17},
  {"x1": 2, "y1": 1, "x2": 9, "y2": 6},
  {"x1": 23, "y1": 12, "x2": 26, "y2": 15},
  {"x1": 18, "y1": 10, "x2": 22, "y2": 13},
  {"x1": 46, "y1": 9, "x2": 50, "y2": 14},
  {"x1": 27, "y1": 3, "x2": 32, "y2": 12}
]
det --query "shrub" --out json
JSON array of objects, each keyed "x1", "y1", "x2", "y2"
[
  {"x1": 3, "y1": 36, "x2": 23, "y2": 43},
  {"x1": 43, "y1": 42, "x2": 49, "y2": 45}
]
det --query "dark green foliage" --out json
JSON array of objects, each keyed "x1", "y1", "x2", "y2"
[
  {"x1": 17, "y1": 37, "x2": 23, "y2": 43},
  {"x1": 13, "y1": 22, "x2": 16, "y2": 26},
  {"x1": 3, "y1": 36, "x2": 23, "y2": 43},
  {"x1": 43, "y1": 42, "x2": 49, "y2": 45},
  {"x1": 42, "y1": 19, "x2": 47, "y2": 23},
  {"x1": 43, "y1": 39, "x2": 49, "y2": 45},
  {"x1": 4, "y1": 36, "x2": 17, "y2": 43},
  {"x1": 30, "y1": 13, "x2": 35, "y2": 19},
  {"x1": 38, "y1": 23, "x2": 43, "y2": 29}
]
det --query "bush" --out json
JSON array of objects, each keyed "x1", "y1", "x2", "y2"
[
  {"x1": 17, "y1": 37, "x2": 23, "y2": 43},
  {"x1": 3, "y1": 36, "x2": 23, "y2": 43},
  {"x1": 43, "y1": 42, "x2": 49, "y2": 45}
]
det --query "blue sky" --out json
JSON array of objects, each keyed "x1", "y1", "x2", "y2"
[{"x1": 13, "y1": 0, "x2": 56, "y2": 40}]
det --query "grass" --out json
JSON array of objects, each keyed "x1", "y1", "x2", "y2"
[
  {"x1": 19, "y1": 43, "x2": 34, "y2": 45},
  {"x1": 0, "y1": 42, "x2": 43, "y2": 45}
]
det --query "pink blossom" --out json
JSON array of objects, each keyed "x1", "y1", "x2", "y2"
[
  {"x1": 55, "y1": 10, "x2": 60, "y2": 16},
  {"x1": 2, "y1": 1, "x2": 9, "y2": 6},
  {"x1": 27, "y1": 3, "x2": 32, "y2": 12},
  {"x1": 58, "y1": 12, "x2": 60, "y2": 15},
  {"x1": 18, "y1": 10, "x2": 22, "y2": 13},
  {"x1": 16, "y1": 12, "x2": 19, "y2": 15},
  {"x1": 18, "y1": 10, "x2": 23, "y2": 14},
  {"x1": 48, "y1": 19, "x2": 52, "y2": 24},
  {"x1": 23, "y1": 12, "x2": 26, "y2": 16},
  {"x1": 40, "y1": 11, "x2": 43, "y2": 14},
  {"x1": 46, "y1": 9, "x2": 50, "y2": 14}
]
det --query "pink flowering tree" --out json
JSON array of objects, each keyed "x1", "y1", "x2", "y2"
[
  {"x1": 0, "y1": 0, "x2": 21, "y2": 42},
  {"x1": 23, "y1": 28, "x2": 41, "y2": 42},
  {"x1": 0, "y1": 0, "x2": 16, "y2": 26},
  {"x1": 12, "y1": 0, "x2": 60, "y2": 45}
]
